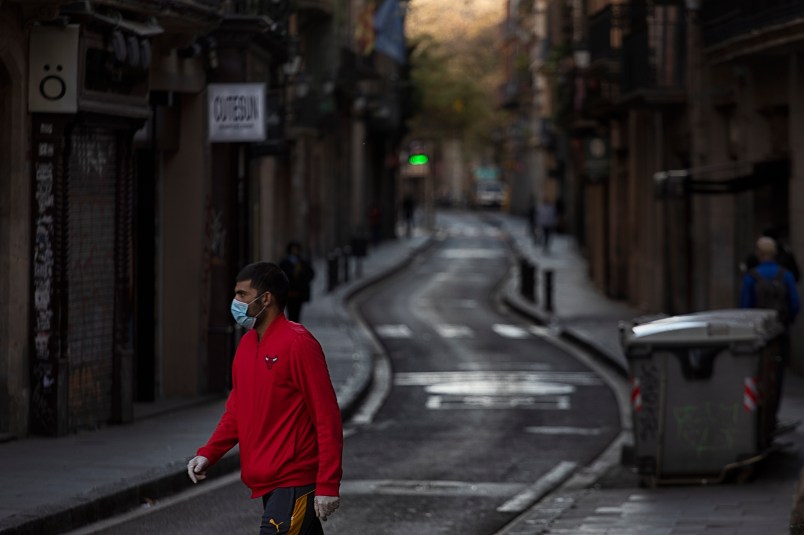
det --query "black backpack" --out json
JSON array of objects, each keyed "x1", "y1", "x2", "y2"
[{"x1": 750, "y1": 267, "x2": 790, "y2": 324}]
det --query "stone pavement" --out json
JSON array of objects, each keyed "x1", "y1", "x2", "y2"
[{"x1": 1, "y1": 211, "x2": 802, "y2": 535}]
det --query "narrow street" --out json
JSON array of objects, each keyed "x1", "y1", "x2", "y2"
[{"x1": 66, "y1": 212, "x2": 622, "y2": 535}]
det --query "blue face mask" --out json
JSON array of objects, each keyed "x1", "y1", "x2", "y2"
[{"x1": 230, "y1": 292, "x2": 267, "y2": 330}]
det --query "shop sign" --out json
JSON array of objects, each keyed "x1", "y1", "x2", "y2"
[{"x1": 208, "y1": 83, "x2": 266, "y2": 142}]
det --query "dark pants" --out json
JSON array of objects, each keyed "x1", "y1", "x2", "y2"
[
  {"x1": 771, "y1": 331, "x2": 791, "y2": 427},
  {"x1": 541, "y1": 226, "x2": 554, "y2": 251},
  {"x1": 260, "y1": 485, "x2": 322, "y2": 535}
]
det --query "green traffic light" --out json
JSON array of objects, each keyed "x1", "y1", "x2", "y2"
[{"x1": 409, "y1": 154, "x2": 429, "y2": 165}]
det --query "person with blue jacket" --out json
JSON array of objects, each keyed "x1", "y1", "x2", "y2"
[
  {"x1": 740, "y1": 236, "x2": 800, "y2": 431},
  {"x1": 740, "y1": 236, "x2": 800, "y2": 323}
]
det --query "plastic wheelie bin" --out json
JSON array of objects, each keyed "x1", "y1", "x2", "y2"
[{"x1": 620, "y1": 309, "x2": 783, "y2": 485}]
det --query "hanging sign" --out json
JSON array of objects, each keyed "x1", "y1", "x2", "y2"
[{"x1": 208, "y1": 83, "x2": 266, "y2": 142}]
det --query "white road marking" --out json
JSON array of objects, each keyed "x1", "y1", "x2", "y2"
[
  {"x1": 528, "y1": 325, "x2": 553, "y2": 337},
  {"x1": 426, "y1": 395, "x2": 571, "y2": 410},
  {"x1": 394, "y1": 371, "x2": 603, "y2": 386},
  {"x1": 524, "y1": 426, "x2": 605, "y2": 436},
  {"x1": 396, "y1": 371, "x2": 596, "y2": 411},
  {"x1": 375, "y1": 324, "x2": 413, "y2": 338},
  {"x1": 493, "y1": 324, "x2": 531, "y2": 339},
  {"x1": 340, "y1": 479, "x2": 522, "y2": 497},
  {"x1": 347, "y1": 350, "x2": 393, "y2": 426},
  {"x1": 426, "y1": 381, "x2": 575, "y2": 396},
  {"x1": 434, "y1": 324, "x2": 475, "y2": 338},
  {"x1": 440, "y1": 249, "x2": 505, "y2": 259},
  {"x1": 457, "y1": 361, "x2": 552, "y2": 371},
  {"x1": 496, "y1": 461, "x2": 578, "y2": 513}
]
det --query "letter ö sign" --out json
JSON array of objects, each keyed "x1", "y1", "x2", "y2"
[
  {"x1": 208, "y1": 83, "x2": 267, "y2": 143},
  {"x1": 29, "y1": 25, "x2": 80, "y2": 114}
]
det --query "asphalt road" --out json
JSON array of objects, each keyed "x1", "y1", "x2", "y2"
[{"x1": 68, "y1": 212, "x2": 621, "y2": 535}]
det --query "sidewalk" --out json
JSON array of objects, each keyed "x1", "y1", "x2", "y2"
[
  {"x1": 493, "y1": 212, "x2": 804, "y2": 535},
  {"x1": 0, "y1": 234, "x2": 432, "y2": 535},
  {"x1": 2, "y1": 212, "x2": 802, "y2": 535}
]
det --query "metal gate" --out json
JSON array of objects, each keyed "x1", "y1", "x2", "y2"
[{"x1": 66, "y1": 125, "x2": 118, "y2": 429}]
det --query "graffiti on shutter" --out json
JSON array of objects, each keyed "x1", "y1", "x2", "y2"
[{"x1": 67, "y1": 126, "x2": 117, "y2": 428}]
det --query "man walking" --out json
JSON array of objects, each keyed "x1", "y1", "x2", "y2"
[{"x1": 187, "y1": 262, "x2": 343, "y2": 533}]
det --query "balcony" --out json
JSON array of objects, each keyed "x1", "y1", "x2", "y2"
[
  {"x1": 620, "y1": 5, "x2": 686, "y2": 101},
  {"x1": 702, "y1": 0, "x2": 804, "y2": 50}
]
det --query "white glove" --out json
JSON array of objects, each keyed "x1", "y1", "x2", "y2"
[
  {"x1": 187, "y1": 455, "x2": 209, "y2": 484},
  {"x1": 314, "y1": 495, "x2": 340, "y2": 521}
]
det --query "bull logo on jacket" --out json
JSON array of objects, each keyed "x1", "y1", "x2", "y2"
[{"x1": 264, "y1": 355, "x2": 279, "y2": 370}]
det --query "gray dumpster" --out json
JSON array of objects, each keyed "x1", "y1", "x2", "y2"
[{"x1": 620, "y1": 309, "x2": 783, "y2": 484}]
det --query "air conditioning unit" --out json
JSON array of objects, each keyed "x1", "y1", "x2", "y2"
[{"x1": 29, "y1": 25, "x2": 80, "y2": 114}]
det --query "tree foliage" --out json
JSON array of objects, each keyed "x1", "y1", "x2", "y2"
[{"x1": 407, "y1": 22, "x2": 506, "y2": 152}]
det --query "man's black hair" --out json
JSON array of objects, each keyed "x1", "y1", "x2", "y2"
[{"x1": 236, "y1": 262, "x2": 289, "y2": 310}]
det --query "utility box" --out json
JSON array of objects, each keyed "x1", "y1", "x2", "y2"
[{"x1": 620, "y1": 309, "x2": 783, "y2": 484}]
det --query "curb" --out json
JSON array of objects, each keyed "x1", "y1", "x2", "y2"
[
  {"x1": 0, "y1": 454, "x2": 240, "y2": 535},
  {"x1": 333, "y1": 235, "x2": 436, "y2": 424}
]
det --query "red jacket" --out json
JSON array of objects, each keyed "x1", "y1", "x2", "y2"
[{"x1": 197, "y1": 314, "x2": 343, "y2": 498}]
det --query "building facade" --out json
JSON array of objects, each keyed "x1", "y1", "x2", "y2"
[
  {"x1": 532, "y1": 0, "x2": 804, "y2": 371},
  {"x1": 0, "y1": 0, "x2": 409, "y2": 438}
]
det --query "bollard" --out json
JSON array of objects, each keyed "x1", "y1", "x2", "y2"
[
  {"x1": 351, "y1": 236, "x2": 368, "y2": 278},
  {"x1": 520, "y1": 258, "x2": 535, "y2": 302},
  {"x1": 533, "y1": 263, "x2": 539, "y2": 305},
  {"x1": 327, "y1": 249, "x2": 340, "y2": 293},
  {"x1": 342, "y1": 245, "x2": 351, "y2": 283},
  {"x1": 544, "y1": 269, "x2": 554, "y2": 312}
]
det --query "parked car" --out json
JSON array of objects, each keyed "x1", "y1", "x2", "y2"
[{"x1": 475, "y1": 180, "x2": 505, "y2": 208}]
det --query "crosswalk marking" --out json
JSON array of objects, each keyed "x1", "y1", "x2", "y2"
[
  {"x1": 376, "y1": 322, "x2": 557, "y2": 341},
  {"x1": 434, "y1": 324, "x2": 474, "y2": 338},
  {"x1": 375, "y1": 324, "x2": 413, "y2": 338},
  {"x1": 492, "y1": 324, "x2": 530, "y2": 338}
]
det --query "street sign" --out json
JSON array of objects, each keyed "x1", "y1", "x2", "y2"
[{"x1": 208, "y1": 83, "x2": 267, "y2": 142}]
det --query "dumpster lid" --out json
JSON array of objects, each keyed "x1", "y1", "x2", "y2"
[{"x1": 621, "y1": 309, "x2": 782, "y2": 346}]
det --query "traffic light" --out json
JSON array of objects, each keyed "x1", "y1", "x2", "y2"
[{"x1": 408, "y1": 153, "x2": 429, "y2": 165}]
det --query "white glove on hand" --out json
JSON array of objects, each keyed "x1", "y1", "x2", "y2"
[
  {"x1": 187, "y1": 455, "x2": 209, "y2": 484},
  {"x1": 314, "y1": 495, "x2": 340, "y2": 521}
]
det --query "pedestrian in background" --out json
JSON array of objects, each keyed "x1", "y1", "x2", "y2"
[
  {"x1": 402, "y1": 194, "x2": 415, "y2": 238},
  {"x1": 280, "y1": 241, "x2": 315, "y2": 323},
  {"x1": 740, "y1": 236, "x2": 800, "y2": 428},
  {"x1": 187, "y1": 262, "x2": 343, "y2": 533},
  {"x1": 742, "y1": 226, "x2": 800, "y2": 282},
  {"x1": 368, "y1": 201, "x2": 382, "y2": 246},
  {"x1": 526, "y1": 196, "x2": 537, "y2": 241},
  {"x1": 536, "y1": 200, "x2": 557, "y2": 252}
]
